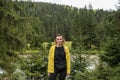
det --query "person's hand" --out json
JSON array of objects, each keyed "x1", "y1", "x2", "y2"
[
  {"x1": 66, "y1": 74, "x2": 70, "y2": 79},
  {"x1": 66, "y1": 74, "x2": 70, "y2": 77},
  {"x1": 48, "y1": 73, "x2": 51, "y2": 77}
]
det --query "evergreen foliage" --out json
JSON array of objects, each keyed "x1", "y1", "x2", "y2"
[{"x1": 0, "y1": 0, "x2": 120, "y2": 79}]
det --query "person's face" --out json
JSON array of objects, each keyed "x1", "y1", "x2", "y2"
[{"x1": 56, "y1": 36, "x2": 63, "y2": 45}]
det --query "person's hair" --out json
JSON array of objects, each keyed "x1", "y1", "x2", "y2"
[{"x1": 54, "y1": 34, "x2": 65, "y2": 45}]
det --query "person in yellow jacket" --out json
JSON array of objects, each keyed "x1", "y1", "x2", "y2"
[{"x1": 48, "y1": 34, "x2": 70, "y2": 80}]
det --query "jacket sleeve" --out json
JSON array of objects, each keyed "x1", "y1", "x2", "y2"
[
  {"x1": 48, "y1": 46, "x2": 52, "y2": 73},
  {"x1": 65, "y1": 46, "x2": 71, "y2": 74}
]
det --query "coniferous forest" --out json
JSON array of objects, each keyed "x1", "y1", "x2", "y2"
[{"x1": 0, "y1": 0, "x2": 120, "y2": 80}]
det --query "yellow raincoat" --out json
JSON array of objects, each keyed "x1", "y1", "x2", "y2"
[{"x1": 48, "y1": 45, "x2": 70, "y2": 74}]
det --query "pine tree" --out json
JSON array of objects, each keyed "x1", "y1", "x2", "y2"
[
  {"x1": 100, "y1": 6, "x2": 120, "y2": 66},
  {"x1": 0, "y1": 1, "x2": 40, "y2": 78}
]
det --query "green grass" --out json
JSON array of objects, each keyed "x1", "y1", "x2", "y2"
[
  {"x1": 22, "y1": 41, "x2": 72, "y2": 54},
  {"x1": 23, "y1": 41, "x2": 104, "y2": 55}
]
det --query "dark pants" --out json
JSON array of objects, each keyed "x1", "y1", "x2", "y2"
[{"x1": 48, "y1": 67, "x2": 66, "y2": 80}]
